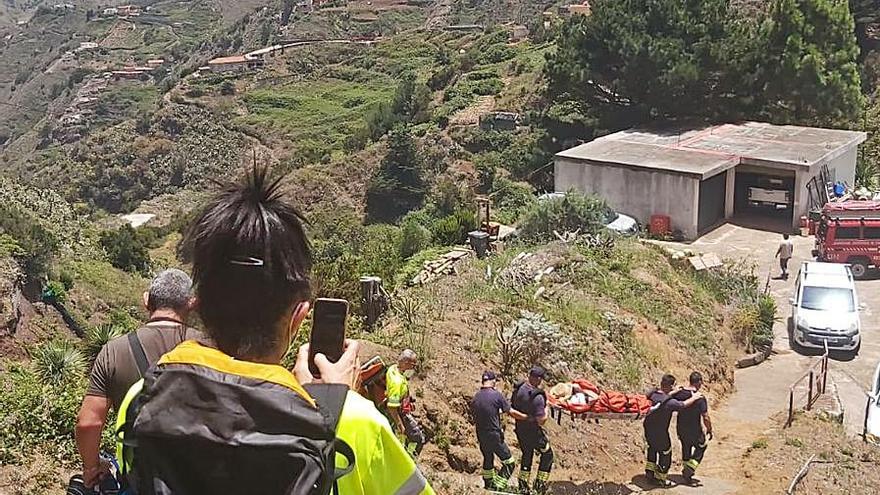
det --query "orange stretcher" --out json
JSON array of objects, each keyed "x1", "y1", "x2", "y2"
[{"x1": 547, "y1": 378, "x2": 652, "y2": 425}]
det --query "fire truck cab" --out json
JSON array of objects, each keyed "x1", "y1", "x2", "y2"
[{"x1": 814, "y1": 200, "x2": 880, "y2": 279}]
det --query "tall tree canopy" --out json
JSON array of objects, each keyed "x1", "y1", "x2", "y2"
[
  {"x1": 545, "y1": 0, "x2": 864, "y2": 137},
  {"x1": 366, "y1": 125, "x2": 426, "y2": 223},
  {"x1": 759, "y1": 0, "x2": 864, "y2": 123},
  {"x1": 545, "y1": 0, "x2": 742, "y2": 132}
]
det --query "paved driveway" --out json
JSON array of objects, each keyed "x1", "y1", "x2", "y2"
[{"x1": 660, "y1": 222, "x2": 880, "y2": 436}]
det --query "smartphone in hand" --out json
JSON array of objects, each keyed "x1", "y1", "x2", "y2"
[{"x1": 308, "y1": 298, "x2": 348, "y2": 378}]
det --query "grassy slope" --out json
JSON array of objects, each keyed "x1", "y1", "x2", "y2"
[{"x1": 367, "y1": 238, "x2": 741, "y2": 491}]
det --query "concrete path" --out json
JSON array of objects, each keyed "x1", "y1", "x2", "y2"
[{"x1": 659, "y1": 222, "x2": 880, "y2": 438}]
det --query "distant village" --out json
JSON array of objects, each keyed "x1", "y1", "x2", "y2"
[{"x1": 45, "y1": 0, "x2": 595, "y2": 143}]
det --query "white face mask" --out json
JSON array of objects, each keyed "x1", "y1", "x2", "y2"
[{"x1": 403, "y1": 369, "x2": 416, "y2": 379}]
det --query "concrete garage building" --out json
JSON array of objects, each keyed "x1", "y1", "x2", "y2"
[{"x1": 555, "y1": 122, "x2": 867, "y2": 239}]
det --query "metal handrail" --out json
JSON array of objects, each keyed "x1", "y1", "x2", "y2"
[{"x1": 785, "y1": 341, "x2": 829, "y2": 428}]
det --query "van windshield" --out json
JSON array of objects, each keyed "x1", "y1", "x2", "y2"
[{"x1": 801, "y1": 287, "x2": 855, "y2": 312}]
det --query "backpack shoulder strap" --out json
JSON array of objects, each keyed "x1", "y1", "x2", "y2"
[
  {"x1": 303, "y1": 384, "x2": 356, "y2": 487},
  {"x1": 305, "y1": 384, "x2": 349, "y2": 431},
  {"x1": 127, "y1": 331, "x2": 149, "y2": 378}
]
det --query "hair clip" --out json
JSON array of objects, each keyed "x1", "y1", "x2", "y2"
[{"x1": 229, "y1": 256, "x2": 265, "y2": 266}]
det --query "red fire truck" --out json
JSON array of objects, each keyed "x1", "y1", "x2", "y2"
[{"x1": 814, "y1": 200, "x2": 880, "y2": 279}]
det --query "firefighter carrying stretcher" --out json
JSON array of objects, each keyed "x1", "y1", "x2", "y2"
[
  {"x1": 643, "y1": 374, "x2": 703, "y2": 487},
  {"x1": 512, "y1": 367, "x2": 553, "y2": 495},
  {"x1": 471, "y1": 370, "x2": 528, "y2": 491}
]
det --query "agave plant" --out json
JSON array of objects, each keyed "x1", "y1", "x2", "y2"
[
  {"x1": 31, "y1": 340, "x2": 88, "y2": 384},
  {"x1": 83, "y1": 324, "x2": 126, "y2": 361}
]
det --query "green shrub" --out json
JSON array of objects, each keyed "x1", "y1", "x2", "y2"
[
  {"x1": 518, "y1": 192, "x2": 609, "y2": 241},
  {"x1": 220, "y1": 80, "x2": 235, "y2": 95},
  {"x1": 30, "y1": 340, "x2": 87, "y2": 385},
  {"x1": 84, "y1": 324, "x2": 126, "y2": 362},
  {"x1": 0, "y1": 365, "x2": 84, "y2": 464},
  {"x1": 43, "y1": 280, "x2": 68, "y2": 304},
  {"x1": 400, "y1": 217, "x2": 432, "y2": 258},
  {"x1": 59, "y1": 270, "x2": 76, "y2": 291},
  {"x1": 491, "y1": 177, "x2": 536, "y2": 225},
  {"x1": 310, "y1": 212, "x2": 404, "y2": 301},
  {"x1": 477, "y1": 44, "x2": 516, "y2": 64},
  {"x1": 754, "y1": 294, "x2": 777, "y2": 348},
  {"x1": 475, "y1": 156, "x2": 497, "y2": 193},
  {"x1": 429, "y1": 208, "x2": 476, "y2": 246},
  {"x1": 100, "y1": 224, "x2": 151, "y2": 274},
  {"x1": 0, "y1": 202, "x2": 58, "y2": 282}
]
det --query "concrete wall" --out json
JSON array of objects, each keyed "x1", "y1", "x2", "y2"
[
  {"x1": 555, "y1": 158, "x2": 700, "y2": 238},
  {"x1": 827, "y1": 146, "x2": 857, "y2": 187}
]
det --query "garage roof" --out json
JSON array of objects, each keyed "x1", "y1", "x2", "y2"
[{"x1": 556, "y1": 122, "x2": 867, "y2": 179}]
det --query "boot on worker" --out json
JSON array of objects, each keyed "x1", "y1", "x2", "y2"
[{"x1": 643, "y1": 374, "x2": 702, "y2": 488}]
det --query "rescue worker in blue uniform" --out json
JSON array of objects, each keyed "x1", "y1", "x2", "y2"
[
  {"x1": 643, "y1": 374, "x2": 703, "y2": 487},
  {"x1": 511, "y1": 367, "x2": 552, "y2": 495},
  {"x1": 471, "y1": 371, "x2": 527, "y2": 491},
  {"x1": 673, "y1": 372, "x2": 713, "y2": 485}
]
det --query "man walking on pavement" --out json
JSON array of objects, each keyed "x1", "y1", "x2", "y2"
[
  {"x1": 511, "y1": 366, "x2": 553, "y2": 495},
  {"x1": 644, "y1": 374, "x2": 703, "y2": 487},
  {"x1": 776, "y1": 233, "x2": 794, "y2": 279},
  {"x1": 471, "y1": 371, "x2": 528, "y2": 491},
  {"x1": 673, "y1": 372, "x2": 713, "y2": 485},
  {"x1": 386, "y1": 348, "x2": 427, "y2": 457}
]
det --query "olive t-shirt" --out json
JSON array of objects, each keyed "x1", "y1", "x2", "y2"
[{"x1": 87, "y1": 322, "x2": 203, "y2": 411}]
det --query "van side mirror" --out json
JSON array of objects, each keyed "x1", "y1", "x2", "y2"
[
  {"x1": 859, "y1": 303, "x2": 867, "y2": 312},
  {"x1": 789, "y1": 298, "x2": 796, "y2": 306}
]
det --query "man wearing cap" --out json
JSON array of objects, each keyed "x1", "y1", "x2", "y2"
[
  {"x1": 471, "y1": 371, "x2": 528, "y2": 491},
  {"x1": 511, "y1": 366, "x2": 553, "y2": 495}
]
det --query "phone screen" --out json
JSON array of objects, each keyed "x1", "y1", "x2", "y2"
[{"x1": 309, "y1": 298, "x2": 348, "y2": 377}]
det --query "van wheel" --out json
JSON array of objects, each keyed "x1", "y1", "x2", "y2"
[{"x1": 849, "y1": 258, "x2": 870, "y2": 280}]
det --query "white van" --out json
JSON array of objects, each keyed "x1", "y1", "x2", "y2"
[{"x1": 789, "y1": 261, "x2": 861, "y2": 355}]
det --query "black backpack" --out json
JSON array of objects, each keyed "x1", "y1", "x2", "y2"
[{"x1": 118, "y1": 342, "x2": 355, "y2": 495}]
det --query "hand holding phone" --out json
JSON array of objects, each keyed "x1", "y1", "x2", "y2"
[
  {"x1": 308, "y1": 298, "x2": 348, "y2": 378},
  {"x1": 294, "y1": 340, "x2": 360, "y2": 388}
]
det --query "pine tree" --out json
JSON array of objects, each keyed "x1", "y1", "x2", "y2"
[
  {"x1": 759, "y1": 0, "x2": 864, "y2": 123},
  {"x1": 365, "y1": 126, "x2": 426, "y2": 223},
  {"x1": 545, "y1": 0, "x2": 739, "y2": 132}
]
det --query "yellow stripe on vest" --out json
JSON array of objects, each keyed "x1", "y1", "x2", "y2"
[{"x1": 158, "y1": 340, "x2": 315, "y2": 406}]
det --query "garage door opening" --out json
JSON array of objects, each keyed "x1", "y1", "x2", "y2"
[
  {"x1": 733, "y1": 169, "x2": 794, "y2": 232},
  {"x1": 698, "y1": 173, "x2": 726, "y2": 233}
]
